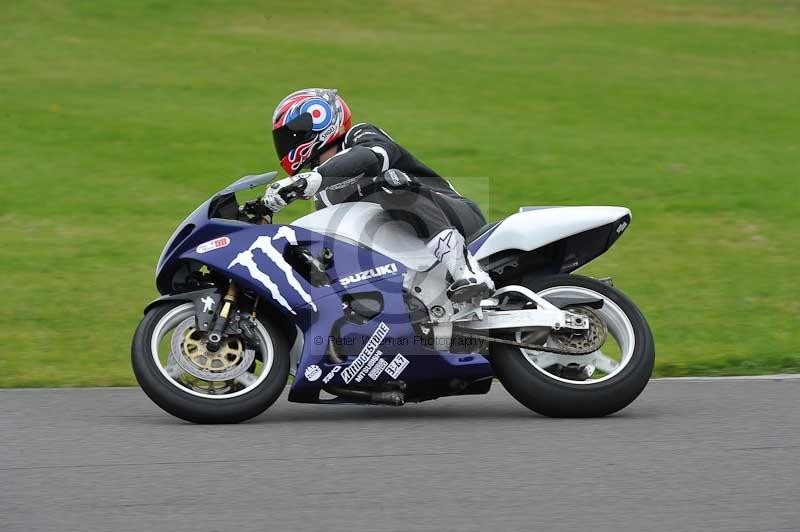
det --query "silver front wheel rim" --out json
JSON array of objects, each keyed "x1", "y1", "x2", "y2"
[
  {"x1": 517, "y1": 286, "x2": 636, "y2": 385},
  {"x1": 150, "y1": 303, "x2": 275, "y2": 399}
]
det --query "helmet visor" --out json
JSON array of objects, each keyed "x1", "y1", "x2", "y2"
[{"x1": 273, "y1": 112, "x2": 314, "y2": 159}]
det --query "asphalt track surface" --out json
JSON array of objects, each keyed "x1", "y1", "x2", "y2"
[{"x1": 3, "y1": 378, "x2": 799, "y2": 532}]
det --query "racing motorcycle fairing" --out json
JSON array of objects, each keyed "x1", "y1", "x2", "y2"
[
  {"x1": 166, "y1": 221, "x2": 493, "y2": 403},
  {"x1": 155, "y1": 173, "x2": 279, "y2": 292},
  {"x1": 469, "y1": 206, "x2": 632, "y2": 274},
  {"x1": 177, "y1": 223, "x2": 403, "y2": 320},
  {"x1": 287, "y1": 287, "x2": 494, "y2": 404}
]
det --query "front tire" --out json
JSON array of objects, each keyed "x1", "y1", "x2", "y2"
[
  {"x1": 491, "y1": 274, "x2": 655, "y2": 417},
  {"x1": 131, "y1": 302, "x2": 289, "y2": 423}
]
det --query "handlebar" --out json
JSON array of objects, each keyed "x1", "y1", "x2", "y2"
[{"x1": 239, "y1": 176, "x2": 309, "y2": 222}]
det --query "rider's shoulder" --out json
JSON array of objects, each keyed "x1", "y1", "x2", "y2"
[{"x1": 343, "y1": 123, "x2": 396, "y2": 147}]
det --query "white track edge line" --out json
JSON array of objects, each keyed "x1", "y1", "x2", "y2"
[{"x1": 652, "y1": 374, "x2": 800, "y2": 382}]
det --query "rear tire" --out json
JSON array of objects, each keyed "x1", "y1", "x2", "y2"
[
  {"x1": 131, "y1": 302, "x2": 289, "y2": 423},
  {"x1": 491, "y1": 274, "x2": 655, "y2": 417}
]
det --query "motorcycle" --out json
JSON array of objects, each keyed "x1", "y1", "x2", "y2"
[{"x1": 132, "y1": 172, "x2": 654, "y2": 423}]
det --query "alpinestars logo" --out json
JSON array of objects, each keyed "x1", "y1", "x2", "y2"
[
  {"x1": 338, "y1": 263, "x2": 398, "y2": 287},
  {"x1": 228, "y1": 227, "x2": 317, "y2": 315},
  {"x1": 433, "y1": 231, "x2": 455, "y2": 260}
]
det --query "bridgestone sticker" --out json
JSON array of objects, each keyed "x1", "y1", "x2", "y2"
[
  {"x1": 385, "y1": 354, "x2": 409, "y2": 379},
  {"x1": 341, "y1": 322, "x2": 390, "y2": 384},
  {"x1": 354, "y1": 350, "x2": 382, "y2": 383}
]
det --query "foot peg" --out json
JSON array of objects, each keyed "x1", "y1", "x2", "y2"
[
  {"x1": 480, "y1": 297, "x2": 500, "y2": 308},
  {"x1": 447, "y1": 278, "x2": 495, "y2": 303}
]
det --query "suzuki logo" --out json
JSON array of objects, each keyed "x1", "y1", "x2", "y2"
[{"x1": 338, "y1": 263, "x2": 398, "y2": 287}]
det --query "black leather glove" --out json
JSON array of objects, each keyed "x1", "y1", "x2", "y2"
[{"x1": 382, "y1": 168, "x2": 415, "y2": 189}]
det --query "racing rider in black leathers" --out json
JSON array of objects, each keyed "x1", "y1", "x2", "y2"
[{"x1": 267, "y1": 88, "x2": 494, "y2": 302}]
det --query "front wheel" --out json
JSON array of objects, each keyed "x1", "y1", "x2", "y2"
[
  {"x1": 491, "y1": 274, "x2": 655, "y2": 417},
  {"x1": 131, "y1": 302, "x2": 289, "y2": 423}
]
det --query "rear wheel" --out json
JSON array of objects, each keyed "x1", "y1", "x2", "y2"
[
  {"x1": 131, "y1": 302, "x2": 289, "y2": 423},
  {"x1": 491, "y1": 274, "x2": 654, "y2": 417}
]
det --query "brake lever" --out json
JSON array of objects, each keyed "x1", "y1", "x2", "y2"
[{"x1": 240, "y1": 197, "x2": 273, "y2": 224}]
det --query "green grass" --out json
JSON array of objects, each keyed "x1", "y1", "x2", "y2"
[{"x1": 1, "y1": 0, "x2": 798, "y2": 387}]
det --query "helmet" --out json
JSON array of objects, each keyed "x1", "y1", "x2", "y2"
[{"x1": 271, "y1": 88, "x2": 352, "y2": 175}]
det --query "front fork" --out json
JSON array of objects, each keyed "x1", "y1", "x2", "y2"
[
  {"x1": 206, "y1": 283, "x2": 239, "y2": 351},
  {"x1": 203, "y1": 281, "x2": 263, "y2": 354}
]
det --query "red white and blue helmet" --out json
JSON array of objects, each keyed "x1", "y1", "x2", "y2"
[{"x1": 272, "y1": 88, "x2": 352, "y2": 175}]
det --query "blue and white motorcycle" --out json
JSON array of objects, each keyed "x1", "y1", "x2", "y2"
[{"x1": 132, "y1": 172, "x2": 655, "y2": 423}]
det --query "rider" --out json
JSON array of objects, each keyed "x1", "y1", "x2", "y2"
[{"x1": 267, "y1": 88, "x2": 495, "y2": 302}]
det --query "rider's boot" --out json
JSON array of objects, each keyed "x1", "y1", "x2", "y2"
[{"x1": 427, "y1": 228, "x2": 495, "y2": 303}]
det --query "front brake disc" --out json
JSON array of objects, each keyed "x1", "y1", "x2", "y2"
[{"x1": 169, "y1": 317, "x2": 255, "y2": 381}]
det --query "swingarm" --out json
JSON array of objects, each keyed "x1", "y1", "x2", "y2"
[{"x1": 452, "y1": 284, "x2": 601, "y2": 332}]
